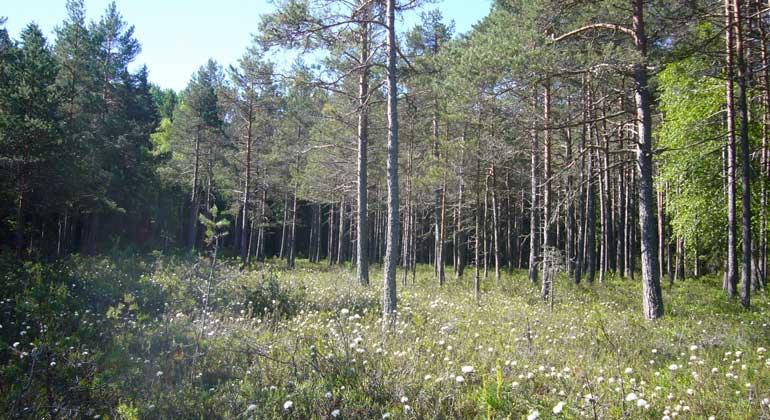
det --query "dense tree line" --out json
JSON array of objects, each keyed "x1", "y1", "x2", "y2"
[{"x1": 2, "y1": 0, "x2": 769, "y2": 319}]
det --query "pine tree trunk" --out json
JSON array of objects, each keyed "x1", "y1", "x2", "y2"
[
  {"x1": 724, "y1": 0, "x2": 739, "y2": 299},
  {"x1": 541, "y1": 81, "x2": 553, "y2": 297},
  {"x1": 338, "y1": 197, "x2": 346, "y2": 265},
  {"x1": 356, "y1": 9, "x2": 370, "y2": 286},
  {"x1": 491, "y1": 165, "x2": 501, "y2": 283},
  {"x1": 529, "y1": 94, "x2": 541, "y2": 284},
  {"x1": 188, "y1": 129, "x2": 202, "y2": 249},
  {"x1": 288, "y1": 190, "x2": 297, "y2": 269},
  {"x1": 280, "y1": 192, "x2": 289, "y2": 259},
  {"x1": 633, "y1": 0, "x2": 664, "y2": 319},
  {"x1": 382, "y1": 0, "x2": 398, "y2": 319},
  {"x1": 732, "y1": 0, "x2": 751, "y2": 307},
  {"x1": 329, "y1": 203, "x2": 335, "y2": 265}
]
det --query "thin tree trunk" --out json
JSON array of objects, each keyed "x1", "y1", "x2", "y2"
[
  {"x1": 529, "y1": 94, "x2": 541, "y2": 284},
  {"x1": 338, "y1": 197, "x2": 346, "y2": 265},
  {"x1": 633, "y1": 0, "x2": 664, "y2": 319},
  {"x1": 382, "y1": 0, "x2": 398, "y2": 319},
  {"x1": 288, "y1": 190, "x2": 297, "y2": 269},
  {"x1": 280, "y1": 192, "x2": 289, "y2": 259},
  {"x1": 491, "y1": 165, "x2": 501, "y2": 283},
  {"x1": 188, "y1": 128, "x2": 202, "y2": 249},
  {"x1": 725, "y1": 0, "x2": 739, "y2": 299},
  {"x1": 356, "y1": 9, "x2": 371, "y2": 286},
  {"x1": 541, "y1": 81, "x2": 553, "y2": 297},
  {"x1": 733, "y1": 0, "x2": 751, "y2": 307}
]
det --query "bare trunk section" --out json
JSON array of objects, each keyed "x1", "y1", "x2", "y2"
[
  {"x1": 725, "y1": 0, "x2": 739, "y2": 299},
  {"x1": 529, "y1": 94, "x2": 541, "y2": 284},
  {"x1": 382, "y1": 0, "x2": 398, "y2": 320},
  {"x1": 188, "y1": 128, "x2": 202, "y2": 249},
  {"x1": 541, "y1": 81, "x2": 553, "y2": 298},
  {"x1": 633, "y1": 0, "x2": 664, "y2": 319},
  {"x1": 356, "y1": 13, "x2": 370, "y2": 286},
  {"x1": 733, "y1": 0, "x2": 751, "y2": 308}
]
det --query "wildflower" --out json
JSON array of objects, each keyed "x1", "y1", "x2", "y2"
[
  {"x1": 325, "y1": 392, "x2": 333, "y2": 399},
  {"x1": 625, "y1": 392, "x2": 638, "y2": 402},
  {"x1": 637, "y1": 399, "x2": 649, "y2": 408},
  {"x1": 331, "y1": 409, "x2": 340, "y2": 418},
  {"x1": 382, "y1": 413, "x2": 391, "y2": 419},
  {"x1": 455, "y1": 375, "x2": 465, "y2": 383},
  {"x1": 527, "y1": 409, "x2": 540, "y2": 420},
  {"x1": 552, "y1": 401, "x2": 566, "y2": 414},
  {"x1": 156, "y1": 371, "x2": 163, "y2": 377},
  {"x1": 686, "y1": 389, "x2": 694, "y2": 396},
  {"x1": 461, "y1": 365, "x2": 474, "y2": 374},
  {"x1": 625, "y1": 367, "x2": 633, "y2": 375},
  {"x1": 341, "y1": 308, "x2": 349, "y2": 316},
  {"x1": 668, "y1": 364, "x2": 678, "y2": 371},
  {"x1": 247, "y1": 404, "x2": 257, "y2": 412},
  {"x1": 283, "y1": 400, "x2": 293, "y2": 410},
  {"x1": 690, "y1": 345, "x2": 698, "y2": 351},
  {"x1": 400, "y1": 396, "x2": 409, "y2": 403}
]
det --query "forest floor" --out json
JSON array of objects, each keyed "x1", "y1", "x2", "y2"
[{"x1": 1, "y1": 254, "x2": 769, "y2": 419}]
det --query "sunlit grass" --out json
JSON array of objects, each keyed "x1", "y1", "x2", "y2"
[{"x1": 1, "y1": 255, "x2": 768, "y2": 419}]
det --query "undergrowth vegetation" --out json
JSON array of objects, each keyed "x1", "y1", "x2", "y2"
[{"x1": 1, "y1": 254, "x2": 769, "y2": 419}]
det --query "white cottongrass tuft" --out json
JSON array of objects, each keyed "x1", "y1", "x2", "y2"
[
  {"x1": 461, "y1": 365, "x2": 474, "y2": 374},
  {"x1": 283, "y1": 400, "x2": 293, "y2": 410},
  {"x1": 527, "y1": 409, "x2": 540, "y2": 420},
  {"x1": 552, "y1": 401, "x2": 566, "y2": 414}
]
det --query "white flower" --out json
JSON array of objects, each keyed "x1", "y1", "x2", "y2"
[
  {"x1": 331, "y1": 409, "x2": 340, "y2": 417},
  {"x1": 527, "y1": 410, "x2": 540, "y2": 420},
  {"x1": 325, "y1": 392, "x2": 333, "y2": 399},
  {"x1": 341, "y1": 308, "x2": 349, "y2": 315},
  {"x1": 552, "y1": 401, "x2": 566, "y2": 414},
  {"x1": 400, "y1": 396, "x2": 409, "y2": 403},
  {"x1": 637, "y1": 399, "x2": 649, "y2": 408},
  {"x1": 12, "y1": 342, "x2": 19, "y2": 348},
  {"x1": 283, "y1": 400, "x2": 293, "y2": 410},
  {"x1": 625, "y1": 393, "x2": 638, "y2": 402},
  {"x1": 156, "y1": 371, "x2": 163, "y2": 377},
  {"x1": 686, "y1": 389, "x2": 694, "y2": 395},
  {"x1": 758, "y1": 347, "x2": 767, "y2": 354},
  {"x1": 690, "y1": 345, "x2": 698, "y2": 351},
  {"x1": 668, "y1": 364, "x2": 678, "y2": 371},
  {"x1": 461, "y1": 365, "x2": 474, "y2": 374},
  {"x1": 625, "y1": 368, "x2": 633, "y2": 375},
  {"x1": 424, "y1": 374, "x2": 432, "y2": 381},
  {"x1": 382, "y1": 413, "x2": 391, "y2": 419},
  {"x1": 455, "y1": 375, "x2": 465, "y2": 383},
  {"x1": 247, "y1": 404, "x2": 257, "y2": 412}
]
